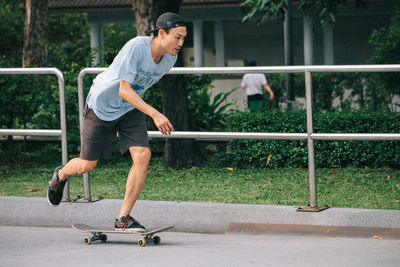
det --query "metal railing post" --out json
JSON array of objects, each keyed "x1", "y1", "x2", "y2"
[
  {"x1": 77, "y1": 70, "x2": 91, "y2": 201},
  {"x1": 55, "y1": 69, "x2": 70, "y2": 202},
  {"x1": 297, "y1": 71, "x2": 328, "y2": 212},
  {"x1": 306, "y1": 71, "x2": 317, "y2": 207},
  {"x1": 78, "y1": 69, "x2": 105, "y2": 202}
]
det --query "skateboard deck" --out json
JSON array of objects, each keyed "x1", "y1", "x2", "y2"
[{"x1": 72, "y1": 223, "x2": 174, "y2": 246}]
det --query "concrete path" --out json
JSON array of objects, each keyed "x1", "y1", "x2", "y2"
[{"x1": 1, "y1": 226, "x2": 399, "y2": 267}]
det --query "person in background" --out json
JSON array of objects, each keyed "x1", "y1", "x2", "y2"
[{"x1": 241, "y1": 61, "x2": 274, "y2": 112}]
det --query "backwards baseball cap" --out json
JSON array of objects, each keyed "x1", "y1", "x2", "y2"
[{"x1": 147, "y1": 12, "x2": 186, "y2": 36}]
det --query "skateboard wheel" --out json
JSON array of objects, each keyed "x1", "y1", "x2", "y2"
[
  {"x1": 100, "y1": 234, "x2": 107, "y2": 242},
  {"x1": 138, "y1": 239, "x2": 146, "y2": 247},
  {"x1": 153, "y1": 236, "x2": 161, "y2": 244},
  {"x1": 84, "y1": 237, "x2": 92, "y2": 245}
]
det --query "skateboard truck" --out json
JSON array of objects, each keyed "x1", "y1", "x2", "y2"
[
  {"x1": 137, "y1": 234, "x2": 161, "y2": 247},
  {"x1": 84, "y1": 232, "x2": 108, "y2": 245}
]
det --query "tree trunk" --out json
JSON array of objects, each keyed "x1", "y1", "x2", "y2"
[
  {"x1": 132, "y1": 0, "x2": 154, "y2": 36},
  {"x1": 132, "y1": 0, "x2": 197, "y2": 168},
  {"x1": 22, "y1": 0, "x2": 48, "y2": 67},
  {"x1": 154, "y1": 1, "x2": 198, "y2": 168},
  {"x1": 160, "y1": 57, "x2": 198, "y2": 168}
]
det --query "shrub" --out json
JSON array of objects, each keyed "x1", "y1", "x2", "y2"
[{"x1": 213, "y1": 110, "x2": 400, "y2": 168}]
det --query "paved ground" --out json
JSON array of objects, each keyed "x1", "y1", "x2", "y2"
[{"x1": 1, "y1": 226, "x2": 399, "y2": 267}]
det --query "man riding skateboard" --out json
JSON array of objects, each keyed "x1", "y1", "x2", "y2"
[{"x1": 47, "y1": 12, "x2": 187, "y2": 232}]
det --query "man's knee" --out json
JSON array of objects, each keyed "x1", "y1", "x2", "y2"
[{"x1": 131, "y1": 147, "x2": 151, "y2": 163}]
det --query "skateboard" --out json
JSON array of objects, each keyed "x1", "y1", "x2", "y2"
[{"x1": 72, "y1": 223, "x2": 174, "y2": 247}]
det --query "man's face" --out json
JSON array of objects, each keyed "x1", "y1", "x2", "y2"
[{"x1": 160, "y1": 26, "x2": 187, "y2": 56}]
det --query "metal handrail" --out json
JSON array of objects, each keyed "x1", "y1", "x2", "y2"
[
  {"x1": 79, "y1": 64, "x2": 400, "y2": 75},
  {"x1": 78, "y1": 65, "x2": 400, "y2": 210},
  {"x1": 0, "y1": 68, "x2": 69, "y2": 200},
  {"x1": 147, "y1": 131, "x2": 308, "y2": 140},
  {"x1": 0, "y1": 129, "x2": 62, "y2": 136},
  {"x1": 147, "y1": 131, "x2": 400, "y2": 141}
]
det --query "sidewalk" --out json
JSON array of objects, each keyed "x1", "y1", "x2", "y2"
[
  {"x1": 1, "y1": 196, "x2": 399, "y2": 238},
  {"x1": 2, "y1": 226, "x2": 400, "y2": 266}
]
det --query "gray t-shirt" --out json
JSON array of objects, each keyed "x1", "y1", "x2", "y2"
[{"x1": 86, "y1": 36, "x2": 177, "y2": 121}]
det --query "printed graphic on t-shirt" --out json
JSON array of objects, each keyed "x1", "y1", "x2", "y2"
[{"x1": 133, "y1": 67, "x2": 162, "y2": 96}]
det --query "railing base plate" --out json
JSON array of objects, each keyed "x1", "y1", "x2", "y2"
[
  {"x1": 62, "y1": 195, "x2": 103, "y2": 203},
  {"x1": 296, "y1": 205, "x2": 330, "y2": 212}
]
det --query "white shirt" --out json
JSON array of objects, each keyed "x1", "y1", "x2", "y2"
[{"x1": 241, "y1": 73, "x2": 268, "y2": 96}]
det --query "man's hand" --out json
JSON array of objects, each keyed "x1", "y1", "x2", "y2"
[
  {"x1": 264, "y1": 84, "x2": 274, "y2": 100},
  {"x1": 269, "y1": 91, "x2": 275, "y2": 100},
  {"x1": 153, "y1": 112, "x2": 174, "y2": 135},
  {"x1": 119, "y1": 80, "x2": 174, "y2": 135}
]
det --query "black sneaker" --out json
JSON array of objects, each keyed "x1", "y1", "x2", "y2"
[
  {"x1": 115, "y1": 215, "x2": 146, "y2": 232},
  {"x1": 47, "y1": 165, "x2": 66, "y2": 206}
]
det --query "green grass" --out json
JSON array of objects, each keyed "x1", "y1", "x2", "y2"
[{"x1": 0, "y1": 155, "x2": 399, "y2": 210}]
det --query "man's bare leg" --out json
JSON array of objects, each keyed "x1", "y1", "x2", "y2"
[
  {"x1": 57, "y1": 158, "x2": 98, "y2": 181},
  {"x1": 48, "y1": 158, "x2": 98, "y2": 206},
  {"x1": 118, "y1": 146, "x2": 151, "y2": 219}
]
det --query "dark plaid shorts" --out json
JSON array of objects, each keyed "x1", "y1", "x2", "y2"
[{"x1": 80, "y1": 105, "x2": 149, "y2": 161}]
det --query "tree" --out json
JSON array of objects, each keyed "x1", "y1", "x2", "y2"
[
  {"x1": 132, "y1": 0, "x2": 197, "y2": 168},
  {"x1": 366, "y1": 6, "x2": 400, "y2": 110},
  {"x1": 0, "y1": 0, "x2": 48, "y2": 147},
  {"x1": 23, "y1": 0, "x2": 48, "y2": 67},
  {"x1": 242, "y1": 0, "x2": 366, "y2": 27},
  {"x1": 0, "y1": 1, "x2": 24, "y2": 67}
]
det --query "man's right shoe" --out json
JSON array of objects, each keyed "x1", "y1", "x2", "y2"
[{"x1": 47, "y1": 165, "x2": 66, "y2": 206}]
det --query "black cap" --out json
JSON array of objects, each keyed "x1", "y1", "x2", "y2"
[{"x1": 147, "y1": 12, "x2": 185, "y2": 36}]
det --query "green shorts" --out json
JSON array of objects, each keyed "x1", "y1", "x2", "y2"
[{"x1": 247, "y1": 94, "x2": 264, "y2": 112}]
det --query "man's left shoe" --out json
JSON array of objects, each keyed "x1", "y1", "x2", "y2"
[
  {"x1": 47, "y1": 165, "x2": 66, "y2": 206},
  {"x1": 115, "y1": 215, "x2": 147, "y2": 232}
]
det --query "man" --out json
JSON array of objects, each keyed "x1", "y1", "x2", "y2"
[
  {"x1": 47, "y1": 12, "x2": 187, "y2": 232},
  {"x1": 241, "y1": 61, "x2": 274, "y2": 112}
]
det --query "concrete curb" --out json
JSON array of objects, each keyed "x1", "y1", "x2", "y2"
[
  {"x1": 227, "y1": 223, "x2": 400, "y2": 239},
  {"x1": 1, "y1": 196, "x2": 399, "y2": 237}
]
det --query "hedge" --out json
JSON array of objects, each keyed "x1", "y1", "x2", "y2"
[{"x1": 213, "y1": 110, "x2": 400, "y2": 168}]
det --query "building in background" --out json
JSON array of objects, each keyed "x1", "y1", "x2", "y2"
[{"x1": 48, "y1": 0, "x2": 398, "y2": 110}]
